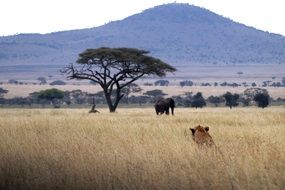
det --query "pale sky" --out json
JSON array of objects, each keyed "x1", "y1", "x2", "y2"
[{"x1": 0, "y1": 0, "x2": 285, "y2": 36}]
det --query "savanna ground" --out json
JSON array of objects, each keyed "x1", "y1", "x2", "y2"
[
  {"x1": 0, "y1": 107, "x2": 284, "y2": 190},
  {"x1": 1, "y1": 63, "x2": 285, "y2": 99},
  {"x1": 1, "y1": 84, "x2": 285, "y2": 100}
]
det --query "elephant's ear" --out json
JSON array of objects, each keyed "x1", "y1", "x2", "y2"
[{"x1": 190, "y1": 128, "x2": 195, "y2": 135}]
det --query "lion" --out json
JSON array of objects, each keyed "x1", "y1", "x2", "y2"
[{"x1": 189, "y1": 125, "x2": 215, "y2": 146}]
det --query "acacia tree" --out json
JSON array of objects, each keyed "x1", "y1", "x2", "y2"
[
  {"x1": 38, "y1": 88, "x2": 64, "y2": 108},
  {"x1": 243, "y1": 88, "x2": 269, "y2": 106},
  {"x1": 244, "y1": 88, "x2": 268, "y2": 100},
  {"x1": 191, "y1": 92, "x2": 206, "y2": 108},
  {"x1": 62, "y1": 47, "x2": 176, "y2": 112},
  {"x1": 253, "y1": 93, "x2": 270, "y2": 108},
  {"x1": 121, "y1": 83, "x2": 142, "y2": 104},
  {"x1": 223, "y1": 92, "x2": 240, "y2": 109}
]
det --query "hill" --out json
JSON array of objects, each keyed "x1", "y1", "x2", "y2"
[{"x1": 1, "y1": 3, "x2": 285, "y2": 66}]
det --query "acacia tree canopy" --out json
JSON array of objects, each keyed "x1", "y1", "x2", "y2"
[
  {"x1": 62, "y1": 47, "x2": 176, "y2": 112},
  {"x1": 223, "y1": 92, "x2": 240, "y2": 109},
  {"x1": 38, "y1": 88, "x2": 64, "y2": 108},
  {"x1": 253, "y1": 93, "x2": 270, "y2": 108},
  {"x1": 191, "y1": 92, "x2": 206, "y2": 108}
]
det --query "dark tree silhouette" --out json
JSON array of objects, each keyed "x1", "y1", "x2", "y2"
[
  {"x1": 50, "y1": 80, "x2": 66, "y2": 85},
  {"x1": 207, "y1": 95, "x2": 224, "y2": 107},
  {"x1": 237, "y1": 71, "x2": 243, "y2": 77},
  {"x1": 191, "y1": 92, "x2": 206, "y2": 108},
  {"x1": 180, "y1": 80, "x2": 194, "y2": 87},
  {"x1": 223, "y1": 92, "x2": 240, "y2": 109},
  {"x1": 154, "y1": 80, "x2": 169, "y2": 86},
  {"x1": 62, "y1": 47, "x2": 176, "y2": 112},
  {"x1": 0, "y1": 87, "x2": 8, "y2": 98},
  {"x1": 253, "y1": 93, "x2": 270, "y2": 108},
  {"x1": 251, "y1": 82, "x2": 257, "y2": 87},
  {"x1": 37, "y1": 77, "x2": 47, "y2": 85}
]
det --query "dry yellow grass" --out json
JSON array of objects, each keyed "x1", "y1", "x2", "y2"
[{"x1": 0, "y1": 107, "x2": 284, "y2": 190}]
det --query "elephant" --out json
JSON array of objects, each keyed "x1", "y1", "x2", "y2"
[{"x1": 154, "y1": 98, "x2": 175, "y2": 115}]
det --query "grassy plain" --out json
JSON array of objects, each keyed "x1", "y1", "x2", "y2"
[{"x1": 0, "y1": 107, "x2": 284, "y2": 190}]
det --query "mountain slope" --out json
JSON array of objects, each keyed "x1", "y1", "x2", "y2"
[{"x1": 1, "y1": 3, "x2": 285, "y2": 66}]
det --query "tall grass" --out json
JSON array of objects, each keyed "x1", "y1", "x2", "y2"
[{"x1": 0, "y1": 107, "x2": 284, "y2": 190}]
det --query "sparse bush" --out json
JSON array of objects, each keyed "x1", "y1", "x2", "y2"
[
  {"x1": 270, "y1": 82, "x2": 282, "y2": 87},
  {"x1": 37, "y1": 77, "x2": 47, "y2": 85},
  {"x1": 143, "y1": 89, "x2": 167, "y2": 98},
  {"x1": 180, "y1": 80, "x2": 193, "y2": 87},
  {"x1": 154, "y1": 80, "x2": 169, "y2": 86},
  {"x1": 262, "y1": 81, "x2": 271, "y2": 87},
  {"x1": 50, "y1": 80, "x2": 66, "y2": 85},
  {"x1": 237, "y1": 71, "x2": 243, "y2": 76},
  {"x1": 143, "y1": 82, "x2": 153, "y2": 86},
  {"x1": 8, "y1": 79, "x2": 18, "y2": 84},
  {"x1": 201, "y1": 83, "x2": 211, "y2": 86}
]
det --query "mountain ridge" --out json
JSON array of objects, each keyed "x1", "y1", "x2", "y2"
[{"x1": 1, "y1": 3, "x2": 285, "y2": 66}]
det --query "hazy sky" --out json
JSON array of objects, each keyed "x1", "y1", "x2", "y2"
[{"x1": 1, "y1": 0, "x2": 285, "y2": 36}]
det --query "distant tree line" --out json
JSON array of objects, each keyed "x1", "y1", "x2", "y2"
[
  {"x1": 151, "y1": 78, "x2": 285, "y2": 88},
  {"x1": 0, "y1": 87, "x2": 280, "y2": 109},
  {"x1": 4, "y1": 78, "x2": 67, "y2": 86},
  {"x1": 3, "y1": 77, "x2": 285, "y2": 88}
]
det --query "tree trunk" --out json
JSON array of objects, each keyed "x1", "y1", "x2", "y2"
[
  {"x1": 109, "y1": 106, "x2": 116, "y2": 112},
  {"x1": 104, "y1": 90, "x2": 123, "y2": 113},
  {"x1": 104, "y1": 92, "x2": 115, "y2": 112},
  {"x1": 113, "y1": 88, "x2": 124, "y2": 112}
]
